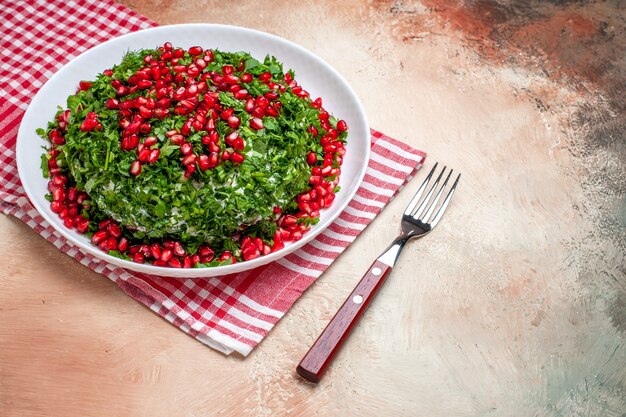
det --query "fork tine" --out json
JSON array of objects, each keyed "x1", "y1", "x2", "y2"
[
  {"x1": 403, "y1": 162, "x2": 438, "y2": 216},
  {"x1": 429, "y1": 173, "x2": 461, "y2": 228},
  {"x1": 412, "y1": 166, "x2": 446, "y2": 220},
  {"x1": 421, "y1": 169, "x2": 453, "y2": 222}
]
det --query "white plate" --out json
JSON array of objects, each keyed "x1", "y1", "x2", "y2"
[{"x1": 16, "y1": 24, "x2": 370, "y2": 278}]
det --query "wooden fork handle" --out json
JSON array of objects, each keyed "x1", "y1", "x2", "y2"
[{"x1": 296, "y1": 260, "x2": 393, "y2": 383}]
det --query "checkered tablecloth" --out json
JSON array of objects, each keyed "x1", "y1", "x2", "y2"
[{"x1": 0, "y1": 0, "x2": 426, "y2": 355}]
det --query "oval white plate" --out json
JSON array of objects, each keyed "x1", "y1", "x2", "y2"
[{"x1": 16, "y1": 24, "x2": 370, "y2": 278}]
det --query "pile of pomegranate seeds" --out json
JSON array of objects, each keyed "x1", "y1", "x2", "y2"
[{"x1": 38, "y1": 43, "x2": 347, "y2": 268}]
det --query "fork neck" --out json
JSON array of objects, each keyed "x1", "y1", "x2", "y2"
[{"x1": 376, "y1": 234, "x2": 412, "y2": 267}]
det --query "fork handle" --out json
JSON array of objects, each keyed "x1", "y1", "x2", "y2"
[{"x1": 296, "y1": 260, "x2": 392, "y2": 383}]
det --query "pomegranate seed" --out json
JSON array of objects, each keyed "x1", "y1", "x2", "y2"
[
  {"x1": 79, "y1": 118, "x2": 98, "y2": 132},
  {"x1": 265, "y1": 107, "x2": 278, "y2": 117},
  {"x1": 144, "y1": 136, "x2": 158, "y2": 147},
  {"x1": 250, "y1": 118, "x2": 264, "y2": 130},
  {"x1": 91, "y1": 230, "x2": 109, "y2": 244},
  {"x1": 173, "y1": 242, "x2": 186, "y2": 257},
  {"x1": 103, "y1": 69, "x2": 113, "y2": 76},
  {"x1": 309, "y1": 175, "x2": 323, "y2": 185},
  {"x1": 306, "y1": 152, "x2": 318, "y2": 166},
  {"x1": 224, "y1": 115, "x2": 239, "y2": 128},
  {"x1": 255, "y1": 96, "x2": 269, "y2": 109},
  {"x1": 79, "y1": 80, "x2": 91, "y2": 91},
  {"x1": 252, "y1": 107, "x2": 265, "y2": 118},
  {"x1": 198, "y1": 154, "x2": 211, "y2": 171},
  {"x1": 63, "y1": 217, "x2": 75, "y2": 228},
  {"x1": 264, "y1": 91, "x2": 279, "y2": 100},
  {"x1": 50, "y1": 201, "x2": 63, "y2": 213},
  {"x1": 233, "y1": 138, "x2": 245, "y2": 151},
  {"x1": 150, "y1": 243, "x2": 162, "y2": 260},
  {"x1": 129, "y1": 160, "x2": 142, "y2": 176},
  {"x1": 169, "y1": 258, "x2": 183, "y2": 268},
  {"x1": 116, "y1": 85, "x2": 128, "y2": 96},
  {"x1": 222, "y1": 65, "x2": 234, "y2": 75},
  {"x1": 221, "y1": 108, "x2": 234, "y2": 120},
  {"x1": 209, "y1": 152, "x2": 220, "y2": 168},
  {"x1": 153, "y1": 260, "x2": 167, "y2": 266},
  {"x1": 180, "y1": 142, "x2": 193, "y2": 155},
  {"x1": 51, "y1": 174, "x2": 67, "y2": 187},
  {"x1": 198, "y1": 246, "x2": 214, "y2": 258},
  {"x1": 242, "y1": 245, "x2": 260, "y2": 261},
  {"x1": 241, "y1": 73, "x2": 253, "y2": 83},
  {"x1": 282, "y1": 215, "x2": 298, "y2": 227},
  {"x1": 258, "y1": 72, "x2": 271, "y2": 82},
  {"x1": 182, "y1": 154, "x2": 197, "y2": 166},
  {"x1": 221, "y1": 150, "x2": 231, "y2": 161},
  {"x1": 183, "y1": 256, "x2": 193, "y2": 268},
  {"x1": 188, "y1": 46, "x2": 203, "y2": 56},
  {"x1": 192, "y1": 254, "x2": 201, "y2": 265},
  {"x1": 105, "y1": 98, "x2": 119, "y2": 109},
  {"x1": 128, "y1": 245, "x2": 141, "y2": 254},
  {"x1": 244, "y1": 98, "x2": 255, "y2": 113},
  {"x1": 148, "y1": 148, "x2": 160, "y2": 163},
  {"x1": 121, "y1": 135, "x2": 139, "y2": 151},
  {"x1": 52, "y1": 187, "x2": 65, "y2": 202},
  {"x1": 169, "y1": 134, "x2": 184, "y2": 145},
  {"x1": 309, "y1": 125, "x2": 318, "y2": 137},
  {"x1": 132, "y1": 253, "x2": 145, "y2": 263},
  {"x1": 161, "y1": 248, "x2": 173, "y2": 262},
  {"x1": 234, "y1": 89, "x2": 248, "y2": 100},
  {"x1": 108, "y1": 223, "x2": 122, "y2": 238},
  {"x1": 336, "y1": 120, "x2": 348, "y2": 132},
  {"x1": 230, "y1": 152, "x2": 244, "y2": 164},
  {"x1": 273, "y1": 206, "x2": 282, "y2": 214},
  {"x1": 76, "y1": 217, "x2": 90, "y2": 233},
  {"x1": 117, "y1": 237, "x2": 129, "y2": 252},
  {"x1": 138, "y1": 148, "x2": 151, "y2": 163}
]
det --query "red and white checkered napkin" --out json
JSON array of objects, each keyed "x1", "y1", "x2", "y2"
[{"x1": 0, "y1": 0, "x2": 426, "y2": 355}]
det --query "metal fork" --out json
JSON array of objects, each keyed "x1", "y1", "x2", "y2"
[{"x1": 296, "y1": 163, "x2": 460, "y2": 383}]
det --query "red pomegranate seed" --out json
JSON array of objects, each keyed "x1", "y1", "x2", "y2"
[
  {"x1": 168, "y1": 258, "x2": 183, "y2": 268},
  {"x1": 92, "y1": 230, "x2": 109, "y2": 244},
  {"x1": 233, "y1": 138, "x2": 245, "y2": 151},
  {"x1": 121, "y1": 135, "x2": 139, "y2": 151},
  {"x1": 234, "y1": 89, "x2": 248, "y2": 100},
  {"x1": 336, "y1": 120, "x2": 348, "y2": 132},
  {"x1": 229, "y1": 152, "x2": 244, "y2": 164},
  {"x1": 144, "y1": 136, "x2": 158, "y2": 146},
  {"x1": 273, "y1": 206, "x2": 282, "y2": 214},
  {"x1": 132, "y1": 253, "x2": 145, "y2": 263},
  {"x1": 198, "y1": 154, "x2": 211, "y2": 171},
  {"x1": 188, "y1": 46, "x2": 203, "y2": 56},
  {"x1": 221, "y1": 150, "x2": 231, "y2": 161},
  {"x1": 117, "y1": 237, "x2": 129, "y2": 252},
  {"x1": 309, "y1": 175, "x2": 323, "y2": 185},
  {"x1": 148, "y1": 148, "x2": 160, "y2": 163},
  {"x1": 258, "y1": 72, "x2": 271, "y2": 82},
  {"x1": 182, "y1": 154, "x2": 197, "y2": 166},
  {"x1": 252, "y1": 107, "x2": 265, "y2": 118},
  {"x1": 138, "y1": 148, "x2": 151, "y2": 163},
  {"x1": 79, "y1": 118, "x2": 98, "y2": 132},
  {"x1": 227, "y1": 115, "x2": 241, "y2": 128},
  {"x1": 129, "y1": 160, "x2": 142, "y2": 176},
  {"x1": 180, "y1": 142, "x2": 193, "y2": 155},
  {"x1": 107, "y1": 223, "x2": 122, "y2": 238},
  {"x1": 50, "y1": 201, "x2": 63, "y2": 213},
  {"x1": 52, "y1": 187, "x2": 65, "y2": 202},
  {"x1": 264, "y1": 91, "x2": 279, "y2": 100},
  {"x1": 250, "y1": 118, "x2": 264, "y2": 130},
  {"x1": 244, "y1": 98, "x2": 255, "y2": 112},
  {"x1": 265, "y1": 107, "x2": 278, "y2": 117},
  {"x1": 76, "y1": 217, "x2": 90, "y2": 233},
  {"x1": 79, "y1": 80, "x2": 92, "y2": 91},
  {"x1": 103, "y1": 69, "x2": 113, "y2": 76},
  {"x1": 221, "y1": 108, "x2": 234, "y2": 120},
  {"x1": 256, "y1": 96, "x2": 269, "y2": 109},
  {"x1": 160, "y1": 248, "x2": 173, "y2": 262},
  {"x1": 51, "y1": 174, "x2": 67, "y2": 187},
  {"x1": 241, "y1": 73, "x2": 253, "y2": 83},
  {"x1": 172, "y1": 241, "x2": 185, "y2": 257},
  {"x1": 169, "y1": 134, "x2": 184, "y2": 145},
  {"x1": 105, "y1": 98, "x2": 119, "y2": 109},
  {"x1": 150, "y1": 243, "x2": 162, "y2": 260},
  {"x1": 222, "y1": 65, "x2": 234, "y2": 75}
]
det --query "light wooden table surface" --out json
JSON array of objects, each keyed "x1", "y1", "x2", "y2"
[{"x1": 1, "y1": 1, "x2": 624, "y2": 416}]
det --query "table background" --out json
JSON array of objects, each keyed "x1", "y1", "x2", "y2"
[{"x1": 1, "y1": 1, "x2": 624, "y2": 416}]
